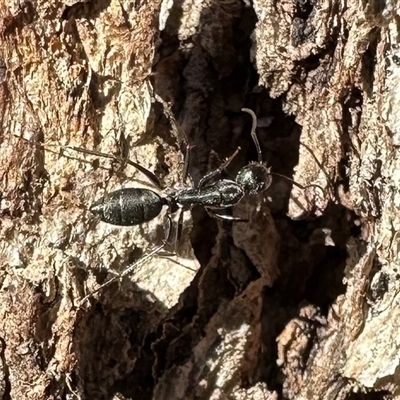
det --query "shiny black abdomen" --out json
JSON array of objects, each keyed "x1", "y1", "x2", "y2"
[{"x1": 89, "y1": 188, "x2": 166, "y2": 226}]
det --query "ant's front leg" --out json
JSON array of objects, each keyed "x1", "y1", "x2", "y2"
[{"x1": 198, "y1": 147, "x2": 241, "y2": 189}]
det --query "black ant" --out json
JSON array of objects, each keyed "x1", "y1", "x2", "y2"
[
  {"x1": 84, "y1": 104, "x2": 327, "y2": 302},
  {"x1": 17, "y1": 101, "x2": 322, "y2": 302},
  {"x1": 89, "y1": 108, "x2": 271, "y2": 227},
  {"x1": 79, "y1": 108, "x2": 273, "y2": 302}
]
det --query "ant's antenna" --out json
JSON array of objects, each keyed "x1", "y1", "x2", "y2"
[
  {"x1": 270, "y1": 171, "x2": 325, "y2": 197},
  {"x1": 240, "y1": 108, "x2": 326, "y2": 198},
  {"x1": 241, "y1": 108, "x2": 262, "y2": 163}
]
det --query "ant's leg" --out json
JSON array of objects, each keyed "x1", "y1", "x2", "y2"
[
  {"x1": 205, "y1": 207, "x2": 248, "y2": 222},
  {"x1": 198, "y1": 147, "x2": 241, "y2": 188},
  {"x1": 79, "y1": 215, "x2": 173, "y2": 305},
  {"x1": 241, "y1": 108, "x2": 262, "y2": 163},
  {"x1": 156, "y1": 207, "x2": 184, "y2": 257},
  {"x1": 154, "y1": 208, "x2": 196, "y2": 269},
  {"x1": 64, "y1": 146, "x2": 162, "y2": 188},
  {"x1": 154, "y1": 94, "x2": 193, "y2": 183},
  {"x1": 199, "y1": 109, "x2": 259, "y2": 188},
  {"x1": 174, "y1": 207, "x2": 184, "y2": 251},
  {"x1": 15, "y1": 135, "x2": 161, "y2": 188}
]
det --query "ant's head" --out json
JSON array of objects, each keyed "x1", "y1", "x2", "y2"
[{"x1": 236, "y1": 163, "x2": 272, "y2": 196}]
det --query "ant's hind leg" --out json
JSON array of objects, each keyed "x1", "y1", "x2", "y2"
[
  {"x1": 64, "y1": 146, "x2": 161, "y2": 188},
  {"x1": 15, "y1": 135, "x2": 162, "y2": 188},
  {"x1": 79, "y1": 215, "x2": 173, "y2": 305}
]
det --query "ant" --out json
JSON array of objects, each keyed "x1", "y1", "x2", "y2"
[
  {"x1": 80, "y1": 107, "x2": 273, "y2": 302},
  {"x1": 84, "y1": 103, "x2": 327, "y2": 302},
  {"x1": 89, "y1": 108, "x2": 271, "y2": 226},
  {"x1": 17, "y1": 100, "x2": 322, "y2": 302}
]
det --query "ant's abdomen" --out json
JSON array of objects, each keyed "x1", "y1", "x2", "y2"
[{"x1": 90, "y1": 188, "x2": 166, "y2": 226}]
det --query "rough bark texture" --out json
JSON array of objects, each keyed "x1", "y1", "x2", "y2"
[{"x1": 0, "y1": 0, "x2": 399, "y2": 399}]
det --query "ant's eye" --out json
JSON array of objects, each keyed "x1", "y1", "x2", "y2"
[{"x1": 236, "y1": 163, "x2": 272, "y2": 195}]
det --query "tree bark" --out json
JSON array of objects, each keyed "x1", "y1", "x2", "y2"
[{"x1": 1, "y1": 0, "x2": 399, "y2": 399}]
